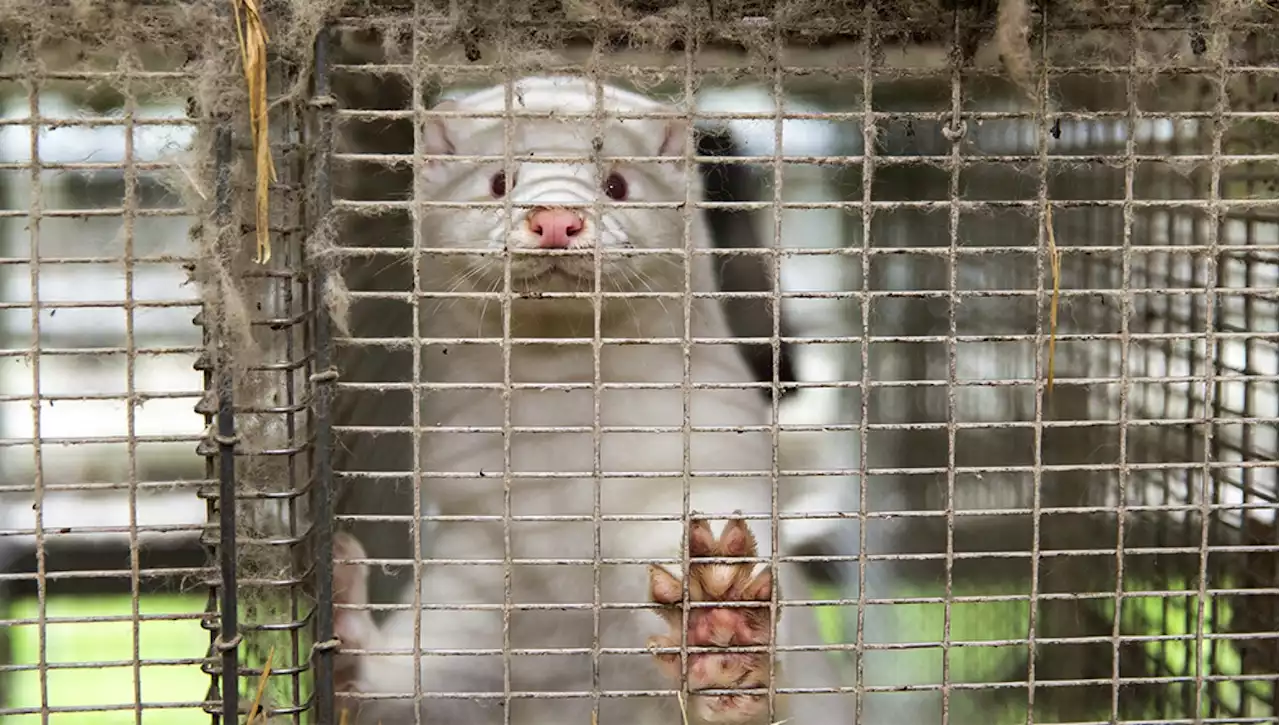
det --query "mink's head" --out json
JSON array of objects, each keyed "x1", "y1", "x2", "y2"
[{"x1": 417, "y1": 76, "x2": 705, "y2": 305}]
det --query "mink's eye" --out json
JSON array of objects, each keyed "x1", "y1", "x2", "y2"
[
  {"x1": 490, "y1": 170, "x2": 514, "y2": 198},
  {"x1": 603, "y1": 172, "x2": 628, "y2": 201}
]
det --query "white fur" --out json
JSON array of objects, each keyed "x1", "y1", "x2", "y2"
[{"x1": 338, "y1": 76, "x2": 853, "y2": 725}]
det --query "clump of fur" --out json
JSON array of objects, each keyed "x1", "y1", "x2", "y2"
[{"x1": 997, "y1": 0, "x2": 1035, "y2": 99}]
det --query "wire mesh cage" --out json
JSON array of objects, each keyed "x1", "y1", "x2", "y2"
[
  {"x1": 0, "y1": 3, "x2": 327, "y2": 721},
  {"x1": 0, "y1": 16, "x2": 212, "y2": 723},
  {"x1": 0, "y1": 1, "x2": 1275, "y2": 724}
]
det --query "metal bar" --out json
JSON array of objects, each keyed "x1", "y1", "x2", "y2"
[
  {"x1": 309, "y1": 22, "x2": 339, "y2": 725},
  {"x1": 213, "y1": 121, "x2": 241, "y2": 725},
  {"x1": 21, "y1": 31, "x2": 51, "y2": 725}
]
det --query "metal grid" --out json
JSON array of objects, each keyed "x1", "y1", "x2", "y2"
[
  {"x1": 198, "y1": 38, "x2": 323, "y2": 725},
  {"x1": 856, "y1": 47, "x2": 1280, "y2": 720},
  {"x1": 0, "y1": 2, "x2": 1274, "y2": 725},
  {"x1": 318, "y1": 5, "x2": 1279, "y2": 725},
  {"x1": 0, "y1": 12, "x2": 322, "y2": 724},
  {"x1": 0, "y1": 23, "x2": 213, "y2": 723}
]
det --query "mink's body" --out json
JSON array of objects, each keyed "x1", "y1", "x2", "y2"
[{"x1": 331, "y1": 76, "x2": 852, "y2": 725}]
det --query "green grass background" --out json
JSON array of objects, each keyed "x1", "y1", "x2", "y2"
[
  {"x1": 2, "y1": 585, "x2": 1271, "y2": 724},
  {"x1": 3, "y1": 595, "x2": 209, "y2": 724}
]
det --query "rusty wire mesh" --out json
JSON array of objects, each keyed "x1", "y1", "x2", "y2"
[
  {"x1": 0, "y1": 33, "x2": 214, "y2": 723},
  {"x1": 322, "y1": 5, "x2": 1279, "y2": 725},
  {"x1": 0, "y1": 9, "x2": 321, "y2": 723},
  {"x1": 0, "y1": 1, "x2": 1274, "y2": 724}
]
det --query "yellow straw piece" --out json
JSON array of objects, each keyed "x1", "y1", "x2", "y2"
[{"x1": 230, "y1": 0, "x2": 277, "y2": 264}]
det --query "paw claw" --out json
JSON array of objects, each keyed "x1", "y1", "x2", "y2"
[
  {"x1": 648, "y1": 516, "x2": 779, "y2": 724},
  {"x1": 649, "y1": 564, "x2": 684, "y2": 605},
  {"x1": 689, "y1": 518, "x2": 718, "y2": 558},
  {"x1": 717, "y1": 517, "x2": 756, "y2": 558}
]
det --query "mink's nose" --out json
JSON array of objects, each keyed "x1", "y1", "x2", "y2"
[{"x1": 526, "y1": 208, "x2": 585, "y2": 249}]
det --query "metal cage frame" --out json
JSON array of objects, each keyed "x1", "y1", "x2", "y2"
[
  {"x1": 0, "y1": 1, "x2": 1273, "y2": 723},
  {"x1": 220, "y1": 5, "x2": 1280, "y2": 723}
]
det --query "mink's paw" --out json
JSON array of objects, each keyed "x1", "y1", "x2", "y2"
[{"x1": 647, "y1": 515, "x2": 780, "y2": 724}]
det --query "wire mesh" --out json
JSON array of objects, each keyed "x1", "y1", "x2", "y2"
[
  {"x1": 323, "y1": 6, "x2": 1278, "y2": 725},
  {"x1": 195, "y1": 40, "x2": 322, "y2": 725},
  {"x1": 0, "y1": 27, "x2": 213, "y2": 723},
  {"x1": 0, "y1": 1, "x2": 1273, "y2": 725},
  {"x1": 855, "y1": 40, "x2": 1280, "y2": 721},
  {"x1": 0, "y1": 10, "x2": 320, "y2": 723}
]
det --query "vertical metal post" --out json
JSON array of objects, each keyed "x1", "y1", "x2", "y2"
[
  {"x1": 213, "y1": 122, "x2": 241, "y2": 725},
  {"x1": 309, "y1": 24, "x2": 338, "y2": 725}
]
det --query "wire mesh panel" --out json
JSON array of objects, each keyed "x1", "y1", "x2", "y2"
[
  {"x1": 0, "y1": 1, "x2": 1275, "y2": 724},
  {"x1": 0, "y1": 4, "x2": 325, "y2": 723},
  {"x1": 0, "y1": 15, "x2": 213, "y2": 724},
  {"x1": 192, "y1": 22, "x2": 329, "y2": 725},
  {"x1": 321, "y1": 3, "x2": 1278, "y2": 725},
  {"x1": 196, "y1": 56, "x2": 320, "y2": 725}
]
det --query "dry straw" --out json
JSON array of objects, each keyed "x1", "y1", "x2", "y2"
[
  {"x1": 231, "y1": 0, "x2": 277, "y2": 264},
  {"x1": 245, "y1": 645, "x2": 276, "y2": 725},
  {"x1": 1045, "y1": 205, "x2": 1061, "y2": 393}
]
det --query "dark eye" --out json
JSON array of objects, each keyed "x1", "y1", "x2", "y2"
[
  {"x1": 603, "y1": 172, "x2": 628, "y2": 201},
  {"x1": 490, "y1": 170, "x2": 514, "y2": 197}
]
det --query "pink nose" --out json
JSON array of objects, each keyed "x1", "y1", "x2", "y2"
[{"x1": 526, "y1": 208, "x2": 585, "y2": 249}]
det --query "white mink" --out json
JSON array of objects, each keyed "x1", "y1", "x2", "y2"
[{"x1": 332, "y1": 76, "x2": 853, "y2": 725}]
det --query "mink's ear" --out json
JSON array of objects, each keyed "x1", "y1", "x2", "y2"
[
  {"x1": 423, "y1": 98, "x2": 458, "y2": 155},
  {"x1": 657, "y1": 116, "x2": 690, "y2": 157},
  {"x1": 422, "y1": 98, "x2": 458, "y2": 185}
]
